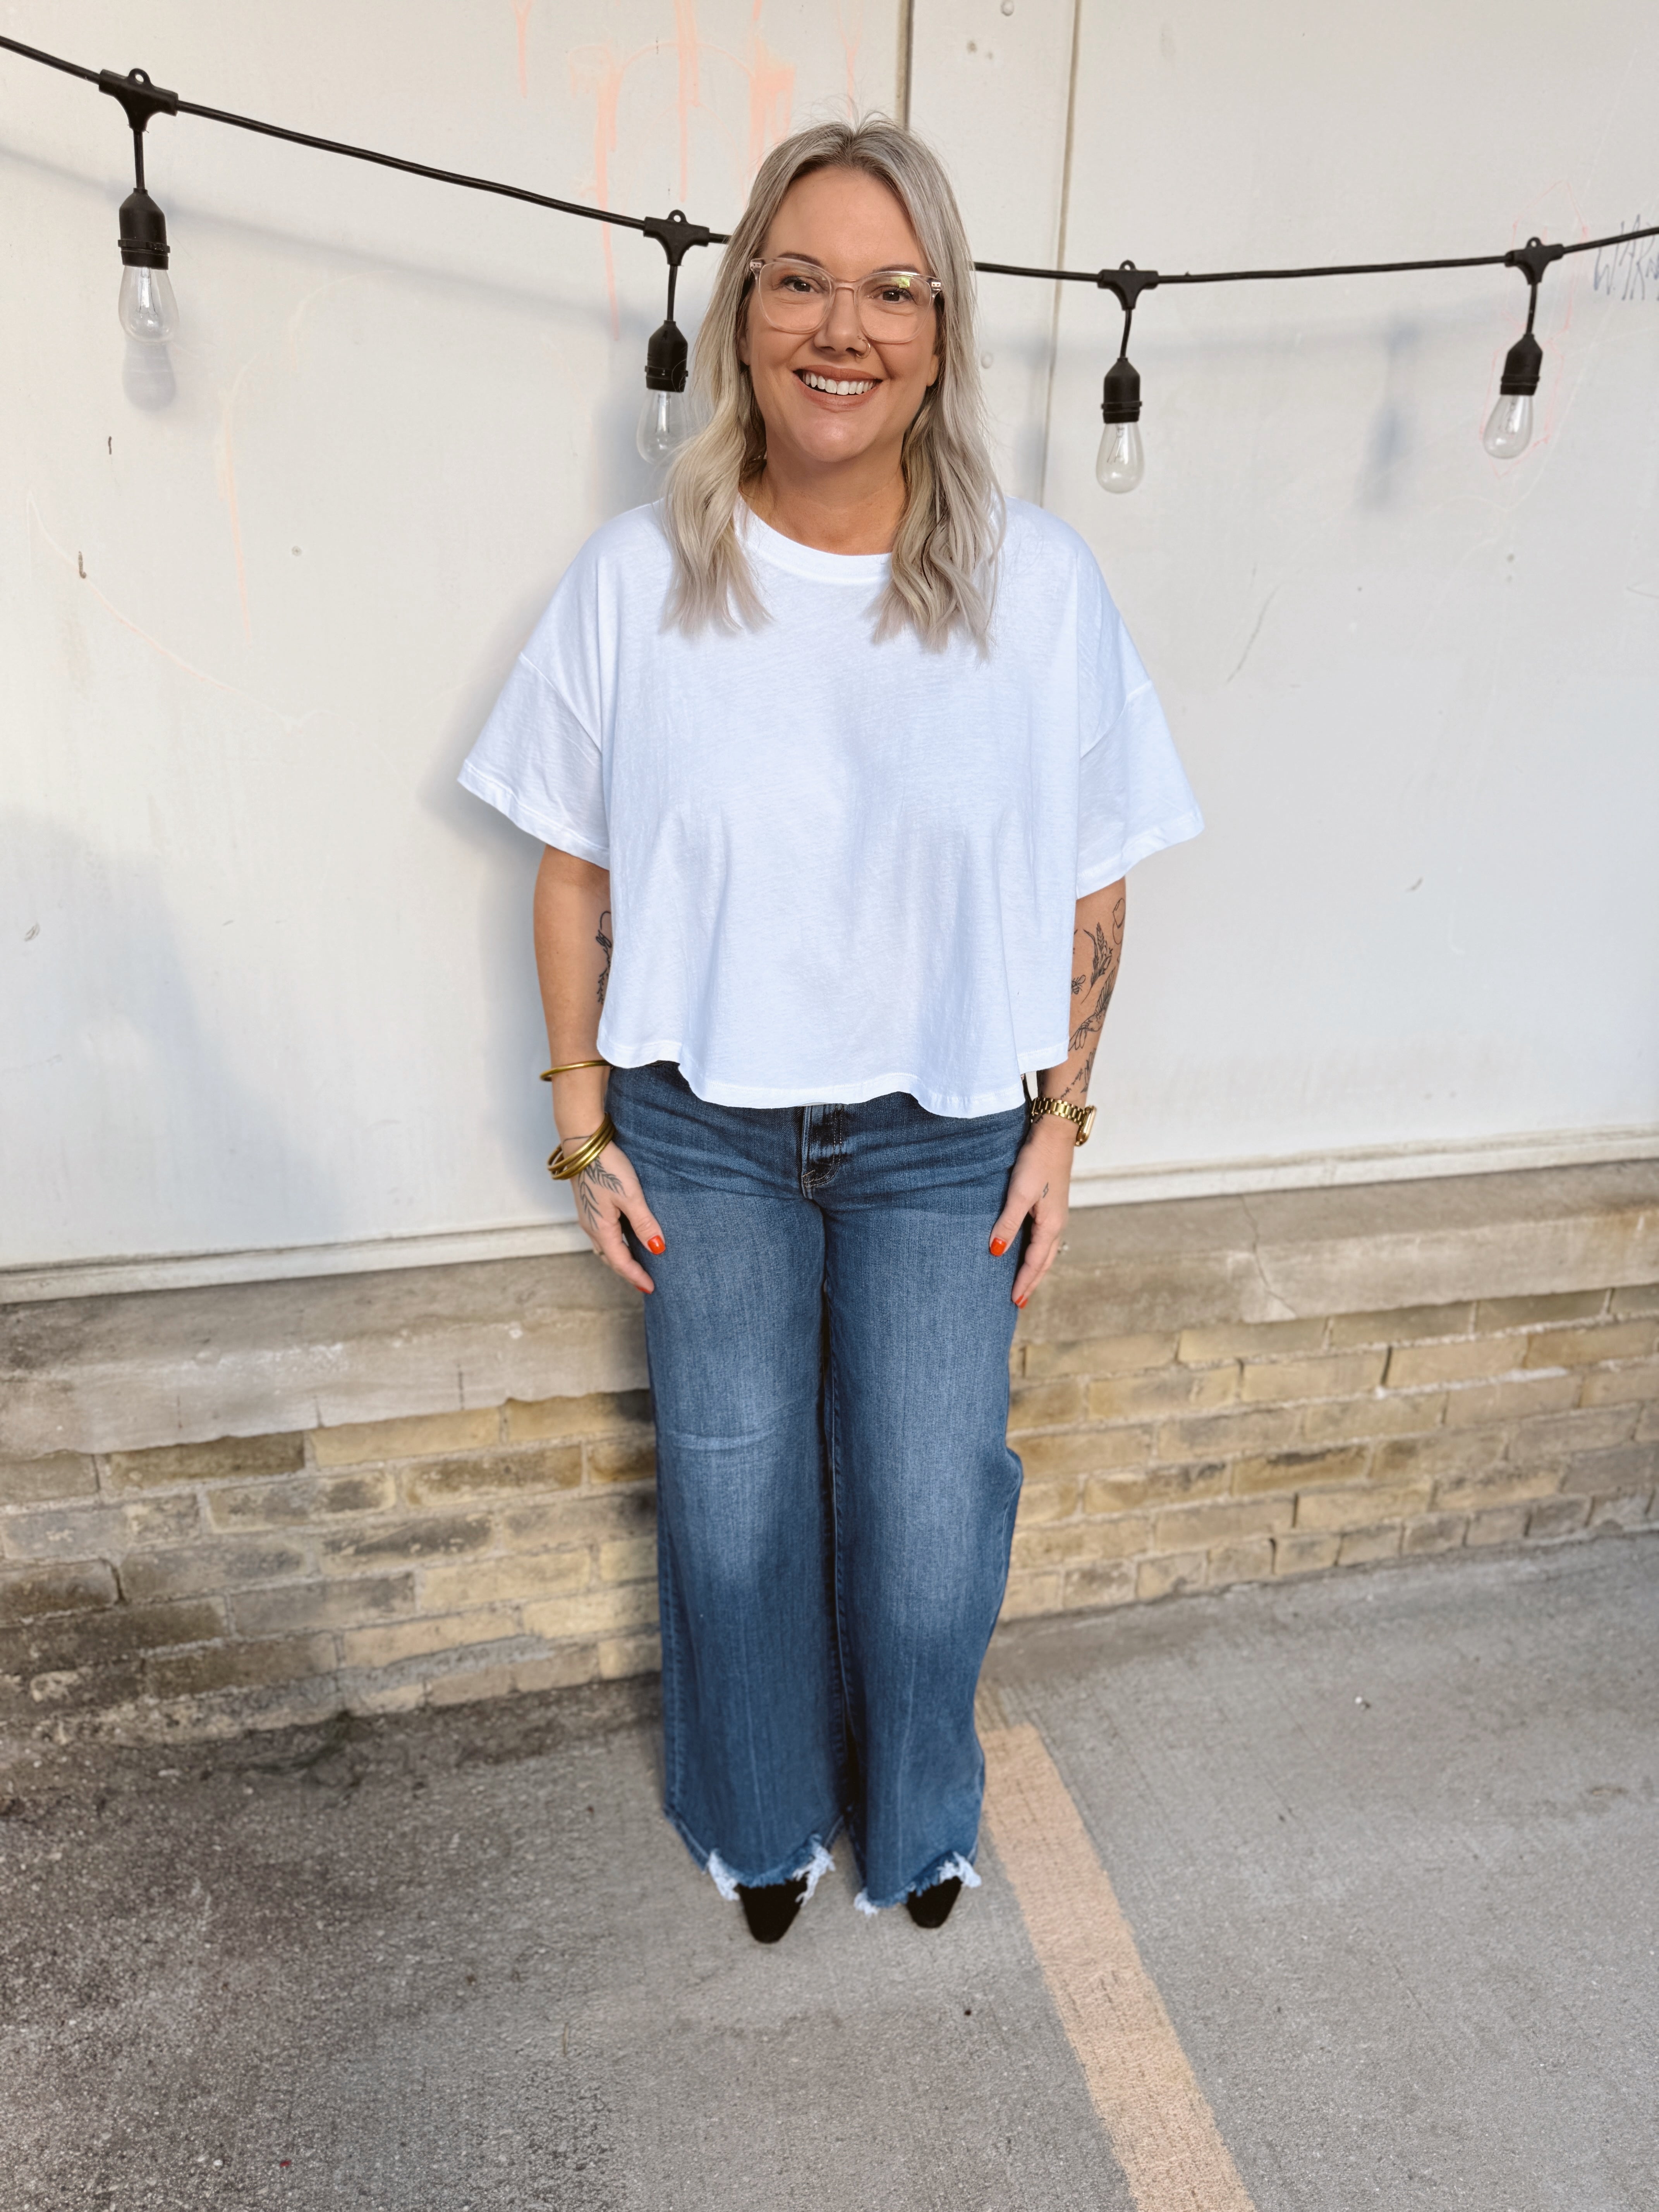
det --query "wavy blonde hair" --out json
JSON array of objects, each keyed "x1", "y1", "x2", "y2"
[{"x1": 662, "y1": 118, "x2": 1003, "y2": 652}]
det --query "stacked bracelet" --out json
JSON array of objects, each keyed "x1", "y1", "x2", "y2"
[{"x1": 546, "y1": 1114, "x2": 617, "y2": 1182}]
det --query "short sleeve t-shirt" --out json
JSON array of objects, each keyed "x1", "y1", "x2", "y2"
[{"x1": 459, "y1": 496, "x2": 1202, "y2": 1116}]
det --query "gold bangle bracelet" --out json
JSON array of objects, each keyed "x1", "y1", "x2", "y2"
[
  {"x1": 546, "y1": 1114, "x2": 617, "y2": 1182},
  {"x1": 540, "y1": 1058, "x2": 610, "y2": 1082}
]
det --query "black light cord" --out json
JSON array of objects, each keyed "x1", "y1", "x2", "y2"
[{"x1": 6, "y1": 31, "x2": 1656, "y2": 292}]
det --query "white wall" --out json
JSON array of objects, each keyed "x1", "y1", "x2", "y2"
[{"x1": 3, "y1": 0, "x2": 1656, "y2": 1297}]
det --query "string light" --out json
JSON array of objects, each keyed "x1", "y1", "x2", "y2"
[{"x1": 3, "y1": 31, "x2": 1655, "y2": 489}]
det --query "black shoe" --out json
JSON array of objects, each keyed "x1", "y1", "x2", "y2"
[
  {"x1": 905, "y1": 1875, "x2": 963, "y2": 1930},
  {"x1": 737, "y1": 1874, "x2": 809, "y2": 1944}
]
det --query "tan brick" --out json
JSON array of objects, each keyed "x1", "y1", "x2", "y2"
[
  {"x1": 1372, "y1": 1429, "x2": 1508, "y2": 1483},
  {"x1": 599, "y1": 1536, "x2": 657, "y2": 1585},
  {"x1": 1207, "y1": 1536, "x2": 1275, "y2": 1585},
  {"x1": 355, "y1": 1681, "x2": 429, "y2": 1715},
  {"x1": 231, "y1": 1575, "x2": 416, "y2": 1637},
  {"x1": 1000, "y1": 1569, "x2": 1062, "y2": 1620},
  {"x1": 1588, "y1": 1489, "x2": 1655, "y2": 1530},
  {"x1": 1023, "y1": 1333, "x2": 1178, "y2": 1379},
  {"x1": 1152, "y1": 1497, "x2": 1292, "y2": 1551},
  {"x1": 1507, "y1": 1407, "x2": 1640, "y2": 1465},
  {"x1": 1013, "y1": 1517, "x2": 1151, "y2": 1569},
  {"x1": 1337, "y1": 1523, "x2": 1402, "y2": 1566},
  {"x1": 520, "y1": 1583, "x2": 659, "y2": 1641},
  {"x1": 1156, "y1": 1406, "x2": 1302, "y2": 1464},
  {"x1": 318, "y1": 1515, "x2": 491, "y2": 1575},
  {"x1": 513, "y1": 1644, "x2": 602, "y2": 1693},
  {"x1": 1402, "y1": 1513, "x2": 1467, "y2": 1556},
  {"x1": 598, "y1": 1631, "x2": 663, "y2": 1680},
  {"x1": 144, "y1": 1633, "x2": 334, "y2": 1700},
  {"x1": 585, "y1": 1431, "x2": 657, "y2": 1485},
  {"x1": 1242, "y1": 1351, "x2": 1387, "y2": 1405},
  {"x1": 0, "y1": 1454, "x2": 97, "y2": 1508},
  {"x1": 1137, "y1": 1552, "x2": 1205, "y2": 1600},
  {"x1": 426, "y1": 1662, "x2": 518, "y2": 1709},
  {"x1": 311, "y1": 1409, "x2": 501, "y2": 1467},
  {"x1": 106, "y1": 1433, "x2": 305, "y2": 1492},
  {"x1": 1525, "y1": 1494, "x2": 1591, "y2": 1540},
  {"x1": 206, "y1": 1473, "x2": 395, "y2": 1531},
  {"x1": 339, "y1": 1609, "x2": 519, "y2": 1670},
  {"x1": 1475, "y1": 1290, "x2": 1608, "y2": 1332},
  {"x1": 1231, "y1": 1446, "x2": 1370, "y2": 1498},
  {"x1": 1561, "y1": 1443, "x2": 1659, "y2": 1498},
  {"x1": 1295, "y1": 1482, "x2": 1431, "y2": 1532},
  {"x1": 0, "y1": 1495, "x2": 198, "y2": 1563},
  {"x1": 418, "y1": 1549, "x2": 589, "y2": 1612},
  {"x1": 1006, "y1": 1377, "x2": 1089, "y2": 1432},
  {"x1": 1465, "y1": 1505, "x2": 1529, "y2": 1547},
  {"x1": 404, "y1": 1446, "x2": 581, "y2": 1507},
  {"x1": 1523, "y1": 1321, "x2": 1658, "y2": 1370},
  {"x1": 1610, "y1": 1283, "x2": 1659, "y2": 1318},
  {"x1": 1082, "y1": 1462, "x2": 1231, "y2": 1516},
  {"x1": 1084, "y1": 1366, "x2": 1239, "y2": 1424},
  {"x1": 1274, "y1": 1530, "x2": 1340, "y2": 1575},
  {"x1": 118, "y1": 1538, "x2": 311, "y2": 1604},
  {"x1": 1015, "y1": 1479, "x2": 1081, "y2": 1525},
  {"x1": 1384, "y1": 1338, "x2": 1519, "y2": 1389},
  {"x1": 1301, "y1": 1392, "x2": 1448, "y2": 1444},
  {"x1": 1640, "y1": 1404, "x2": 1659, "y2": 1444},
  {"x1": 0, "y1": 1599, "x2": 225, "y2": 1678},
  {"x1": 500, "y1": 1490, "x2": 655, "y2": 1551},
  {"x1": 1062, "y1": 1560, "x2": 1136, "y2": 1609},
  {"x1": 1327, "y1": 1303, "x2": 1474, "y2": 1349},
  {"x1": 1579, "y1": 1360, "x2": 1659, "y2": 1408},
  {"x1": 1018, "y1": 1427, "x2": 1152, "y2": 1483},
  {"x1": 504, "y1": 1389, "x2": 653, "y2": 1443},
  {"x1": 1443, "y1": 1374, "x2": 1581, "y2": 1427},
  {"x1": 1432, "y1": 1465, "x2": 1561, "y2": 1513},
  {"x1": 1177, "y1": 1318, "x2": 1326, "y2": 1364}
]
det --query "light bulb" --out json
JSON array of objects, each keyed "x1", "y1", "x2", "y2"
[
  {"x1": 637, "y1": 385, "x2": 690, "y2": 464},
  {"x1": 1481, "y1": 390, "x2": 1532, "y2": 460},
  {"x1": 1096, "y1": 420, "x2": 1144, "y2": 493},
  {"x1": 118, "y1": 263, "x2": 179, "y2": 344}
]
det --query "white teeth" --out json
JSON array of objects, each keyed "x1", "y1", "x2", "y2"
[{"x1": 802, "y1": 371, "x2": 874, "y2": 396}]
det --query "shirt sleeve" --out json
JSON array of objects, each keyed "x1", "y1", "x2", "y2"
[
  {"x1": 457, "y1": 552, "x2": 610, "y2": 865},
  {"x1": 1075, "y1": 559, "x2": 1204, "y2": 896}
]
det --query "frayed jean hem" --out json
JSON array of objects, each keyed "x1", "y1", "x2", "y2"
[
  {"x1": 854, "y1": 1848, "x2": 982, "y2": 1917},
  {"x1": 667, "y1": 1803, "x2": 845, "y2": 1902}
]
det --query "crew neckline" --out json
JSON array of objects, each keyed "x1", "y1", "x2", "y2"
[{"x1": 736, "y1": 500, "x2": 893, "y2": 584}]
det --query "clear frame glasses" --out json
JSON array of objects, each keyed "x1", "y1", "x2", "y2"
[{"x1": 748, "y1": 256, "x2": 942, "y2": 342}]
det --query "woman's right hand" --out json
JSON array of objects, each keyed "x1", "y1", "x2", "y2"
[{"x1": 568, "y1": 1137, "x2": 666, "y2": 1293}]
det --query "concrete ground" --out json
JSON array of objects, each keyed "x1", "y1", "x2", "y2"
[{"x1": 3, "y1": 1536, "x2": 1655, "y2": 2212}]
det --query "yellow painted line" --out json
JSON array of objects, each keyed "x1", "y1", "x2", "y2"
[{"x1": 982, "y1": 1722, "x2": 1257, "y2": 2212}]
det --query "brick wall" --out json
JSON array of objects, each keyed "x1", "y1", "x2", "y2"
[{"x1": 3, "y1": 1284, "x2": 1656, "y2": 1740}]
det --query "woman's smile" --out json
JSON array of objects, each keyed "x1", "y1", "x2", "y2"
[{"x1": 795, "y1": 367, "x2": 880, "y2": 401}]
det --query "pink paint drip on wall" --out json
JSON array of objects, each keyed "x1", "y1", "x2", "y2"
[
  {"x1": 834, "y1": 0, "x2": 862, "y2": 113},
  {"x1": 570, "y1": 47, "x2": 641, "y2": 339},
  {"x1": 746, "y1": 2, "x2": 794, "y2": 177},
  {"x1": 511, "y1": 0, "x2": 535, "y2": 98}
]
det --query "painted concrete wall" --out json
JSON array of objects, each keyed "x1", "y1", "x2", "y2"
[{"x1": 3, "y1": 0, "x2": 1656, "y2": 1296}]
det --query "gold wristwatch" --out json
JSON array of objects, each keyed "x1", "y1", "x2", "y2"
[{"x1": 1024, "y1": 1079, "x2": 1096, "y2": 1147}]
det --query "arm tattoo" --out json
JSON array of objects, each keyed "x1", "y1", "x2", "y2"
[
  {"x1": 575, "y1": 1156, "x2": 624, "y2": 1233},
  {"x1": 595, "y1": 907, "x2": 613, "y2": 1011},
  {"x1": 1062, "y1": 893, "x2": 1125, "y2": 1099}
]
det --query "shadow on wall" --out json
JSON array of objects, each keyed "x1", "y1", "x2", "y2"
[{"x1": 2, "y1": 811, "x2": 340, "y2": 1268}]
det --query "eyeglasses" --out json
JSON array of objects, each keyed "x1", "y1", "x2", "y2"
[{"x1": 748, "y1": 257, "x2": 942, "y2": 342}]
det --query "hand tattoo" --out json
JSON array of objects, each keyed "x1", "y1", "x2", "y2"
[
  {"x1": 575, "y1": 1156, "x2": 624, "y2": 1233},
  {"x1": 595, "y1": 908, "x2": 613, "y2": 1011}
]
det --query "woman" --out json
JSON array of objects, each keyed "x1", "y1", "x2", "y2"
[{"x1": 460, "y1": 119, "x2": 1200, "y2": 1943}]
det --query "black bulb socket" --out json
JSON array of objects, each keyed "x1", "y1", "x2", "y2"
[
  {"x1": 645, "y1": 318, "x2": 689, "y2": 393},
  {"x1": 118, "y1": 186, "x2": 170, "y2": 270},
  {"x1": 1101, "y1": 355, "x2": 1142, "y2": 425},
  {"x1": 1498, "y1": 330, "x2": 1542, "y2": 398}
]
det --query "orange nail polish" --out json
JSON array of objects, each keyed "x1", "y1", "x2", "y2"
[
  {"x1": 989, "y1": 1238, "x2": 1007, "y2": 1257},
  {"x1": 1014, "y1": 1292, "x2": 1028, "y2": 1307},
  {"x1": 647, "y1": 1235, "x2": 666, "y2": 1255}
]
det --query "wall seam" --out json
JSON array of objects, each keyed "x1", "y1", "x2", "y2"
[{"x1": 1037, "y1": 0, "x2": 1086, "y2": 510}]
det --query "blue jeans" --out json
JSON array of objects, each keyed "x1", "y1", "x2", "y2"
[{"x1": 607, "y1": 1060, "x2": 1028, "y2": 1912}]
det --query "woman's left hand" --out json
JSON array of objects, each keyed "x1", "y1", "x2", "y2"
[{"x1": 988, "y1": 1116, "x2": 1077, "y2": 1307}]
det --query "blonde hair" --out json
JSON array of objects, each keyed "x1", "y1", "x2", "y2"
[{"x1": 661, "y1": 118, "x2": 1003, "y2": 652}]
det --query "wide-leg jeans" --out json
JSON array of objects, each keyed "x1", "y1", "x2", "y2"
[{"x1": 606, "y1": 1059, "x2": 1028, "y2": 1912}]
